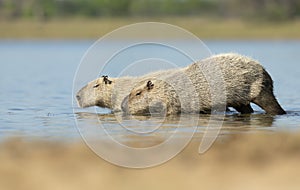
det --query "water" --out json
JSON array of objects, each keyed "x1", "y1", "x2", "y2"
[{"x1": 1, "y1": 40, "x2": 300, "y2": 143}]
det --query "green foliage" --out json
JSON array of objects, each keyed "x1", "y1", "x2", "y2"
[{"x1": 0, "y1": 0, "x2": 299, "y2": 20}]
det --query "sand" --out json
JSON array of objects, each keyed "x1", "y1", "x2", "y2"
[
  {"x1": 1, "y1": 18, "x2": 300, "y2": 39},
  {"x1": 1, "y1": 133, "x2": 300, "y2": 190}
]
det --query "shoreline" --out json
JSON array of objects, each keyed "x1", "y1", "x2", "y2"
[
  {"x1": 1, "y1": 17, "x2": 300, "y2": 39},
  {"x1": 1, "y1": 132, "x2": 300, "y2": 190}
]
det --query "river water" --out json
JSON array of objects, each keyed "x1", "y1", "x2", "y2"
[{"x1": 1, "y1": 40, "x2": 300, "y2": 143}]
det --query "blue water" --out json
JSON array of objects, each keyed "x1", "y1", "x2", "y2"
[{"x1": 1, "y1": 40, "x2": 300, "y2": 141}]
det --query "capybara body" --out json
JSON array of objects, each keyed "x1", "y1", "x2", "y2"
[
  {"x1": 76, "y1": 69, "x2": 178, "y2": 112},
  {"x1": 76, "y1": 53, "x2": 286, "y2": 115},
  {"x1": 120, "y1": 53, "x2": 286, "y2": 115}
]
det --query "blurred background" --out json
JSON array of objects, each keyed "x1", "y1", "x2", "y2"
[
  {"x1": 1, "y1": 1, "x2": 300, "y2": 190},
  {"x1": 1, "y1": 0, "x2": 300, "y2": 38},
  {"x1": 2, "y1": 0, "x2": 300, "y2": 20}
]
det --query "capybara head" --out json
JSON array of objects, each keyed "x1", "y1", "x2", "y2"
[
  {"x1": 76, "y1": 75, "x2": 114, "y2": 108},
  {"x1": 121, "y1": 79, "x2": 181, "y2": 115}
]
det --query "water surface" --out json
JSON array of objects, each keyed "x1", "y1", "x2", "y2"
[{"x1": 1, "y1": 40, "x2": 300, "y2": 142}]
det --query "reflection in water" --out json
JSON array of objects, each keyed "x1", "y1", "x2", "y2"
[
  {"x1": 1, "y1": 40, "x2": 300, "y2": 141},
  {"x1": 75, "y1": 112, "x2": 278, "y2": 148}
]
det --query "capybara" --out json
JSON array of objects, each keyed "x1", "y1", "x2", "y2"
[{"x1": 120, "y1": 53, "x2": 286, "y2": 115}]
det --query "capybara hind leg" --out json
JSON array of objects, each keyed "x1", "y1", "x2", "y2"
[
  {"x1": 233, "y1": 104, "x2": 254, "y2": 114},
  {"x1": 253, "y1": 91, "x2": 286, "y2": 115}
]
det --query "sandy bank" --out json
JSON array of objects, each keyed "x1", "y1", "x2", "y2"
[{"x1": 1, "y1": 132, "x2": 300, "y2": 190}]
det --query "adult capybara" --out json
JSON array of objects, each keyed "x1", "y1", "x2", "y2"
[
  {"x1": 120, "y1": 53, "x2": 286, "y2": 115},
  {"x1": 76, "y1": 70, "x2": 179, "y2": 112}
]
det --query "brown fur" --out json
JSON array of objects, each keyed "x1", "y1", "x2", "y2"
[{"x1": 120, "y1": 53, "x2": 286, "y2": 115}]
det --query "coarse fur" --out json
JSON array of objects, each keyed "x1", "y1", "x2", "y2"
[
  {"x1": 76, "y1": 68, "x2": 180, "y2": 112},
  {"x1": 120, "y1": 53, "x2": 286, "y2": 115}
]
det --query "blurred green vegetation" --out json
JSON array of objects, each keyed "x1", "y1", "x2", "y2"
[
  {"x1": 1, "y1": 0, "x2": 300, "y2": 39},
  {"x1": 1, "y1": 0, "x2": 300, "y2": 21}
]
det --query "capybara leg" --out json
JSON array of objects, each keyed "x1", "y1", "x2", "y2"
[
  {"x1": 233, "y1": 104, "x2": 254, "y2": 114},
  {"x1": 252, "y1": 91, "x2": 286, "y2": 115}
]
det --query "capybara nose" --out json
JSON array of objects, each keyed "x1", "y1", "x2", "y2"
[
  {"x1": 121, "y1": 95, "x2": 129, "y2": 113},
  {"x1": 76, "y1": 95, "x2": 81, "y2": 101},
  {"x1": 76, "y1": 94, "x2": 83, "y2": 108}
]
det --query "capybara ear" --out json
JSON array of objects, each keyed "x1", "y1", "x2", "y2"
[
  {"x1": 102, "y1": 75, "x2": 112, "y2": 84},
  {"x1": 147, "y1": 80, "x2": 154, "y2": 90}
]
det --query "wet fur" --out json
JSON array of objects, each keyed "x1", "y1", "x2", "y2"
[
  {"x1": 76, "y1": 53, "x2": 286, "y2": 115},
  {"x1": 121, "y1": 53, "x2": 286, "y2": 115}
]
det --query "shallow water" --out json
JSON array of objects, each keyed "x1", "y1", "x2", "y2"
[{"x1": 1, "y1": 40, "x2": 300, "y2": 142}]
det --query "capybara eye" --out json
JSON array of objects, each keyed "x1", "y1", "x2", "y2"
[
  {"x1": 136, "y1": 91, "x2": 142, "y2": 96},
  {"x1": 93, "y1": 84, "x2": 100, "y2": 88}
]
